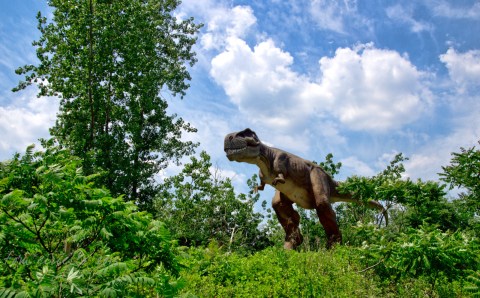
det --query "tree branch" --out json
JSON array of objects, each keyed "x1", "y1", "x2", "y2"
[
  {"x1": 56, "y1": 217, "x2": 107, "y2": 269},
  {"x1": 356, "y1": 259, "x2": 384, "y2": 273},
  {"x1": 1, "y1": 207, "x2": 51, "y2": 254}
]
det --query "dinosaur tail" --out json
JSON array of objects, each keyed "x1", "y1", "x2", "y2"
[{"x1": 330, "y1": 181, "x2": 389, "y2": 226}]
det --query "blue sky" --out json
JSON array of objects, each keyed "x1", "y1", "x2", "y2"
[{"x1": 1, "y1": 1, "x2": 480, "y2": 193}]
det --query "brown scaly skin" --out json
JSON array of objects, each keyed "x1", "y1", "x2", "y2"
[{"x1": 224, "y1": 128, "x2": 388, "y2": 249}]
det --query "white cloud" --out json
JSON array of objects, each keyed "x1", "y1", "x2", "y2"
[
  {"x1": 318, "y1": 44, "x2": 432, "y2": 131},
  {"x1": 0, "y1": 89, "x2": 58, "y2": 160},
  {"x1": 405, "y1": 120, "x2": 480, "y2": 181},
  {"x1": 404, "y1": 90, "x2": 480, "y2": 181},
  {"x1": 177, "y1": 0, "x2": 256, "y2": 51},
  {"x1": 310, "y1": 0, "x2": 346, "y2": 33},
  {"x1": 386, "y1": 4, "x2": 433, "y2": 33},
  {"x1": 309, "y1": 0, "x2": 372, "y2": 34},
  {"x1": 428, "y1": 0, "x2": 480, "y2": 19},
  {"x1": 340, "y1": 156, "x2": 375, "y2": 176},
  {"x1": 174, "y1": 0, "x2": 477, "y2": 188},
  {"x1": 440, "y1": 48, "x2": 480, "y2": 93},
  {"x1": 210, "y1": 37, "x2": 302, "y2": 115},
  {"x1": 201, "y1": 6, "x2": 256, "y2": 50},
  {"x1": 211, "y1": 40, "x2": 432, "y2": 139}
]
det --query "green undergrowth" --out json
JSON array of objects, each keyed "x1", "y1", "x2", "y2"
[{"x1": 177, "y1": 243, "x2": 468, "y2": 298}]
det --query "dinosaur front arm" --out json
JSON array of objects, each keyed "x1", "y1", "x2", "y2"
[
  {"x1": 254, "y1": 171, "x2": 266, "y2": 193},
  {"x1": 272, "y1": 154, "x2": 288, "y2": 186},
  {"x1": 272, "y1": 173, "x2": 285, "y2": 186},
  {"x1": 254, "y1": 181, "x2": 265, "y2": 193},
  {"x1": 254, "y1": 172, "x2": 285, "y2": 191}
]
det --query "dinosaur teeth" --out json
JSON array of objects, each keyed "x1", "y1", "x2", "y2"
[{"x1": 227, "y1": 148, "x2": 245, "y2": 155}]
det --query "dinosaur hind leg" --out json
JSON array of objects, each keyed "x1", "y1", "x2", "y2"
[
  {"x1": 311, "y1": 170, "x2": 342, "y2": 248},
  {"x1": 272, "y1": 190, "x2": 303, "y2": 250},
  {"x1": 315, "y1": 202, "x2": 342, "y2": 248}
]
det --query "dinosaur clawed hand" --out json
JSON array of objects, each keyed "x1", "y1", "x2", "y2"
[
  {"x1": 272, "y1": 176, "x2": 285, "y2": 186},
  {"x1": 253, "y1": 184, "x2": 264, "y2": 193},
  {"x1": 253, "y1": 180, "x2": 266, "y2": 193}
]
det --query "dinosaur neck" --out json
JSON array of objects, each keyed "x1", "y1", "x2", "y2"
[{"x1": 255, "y1": 144, "x2": 275, "y2": 175}]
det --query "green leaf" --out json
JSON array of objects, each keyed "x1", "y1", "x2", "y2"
[
  {"x1": 0, "y1": 288, "x2": 17, "y2": 298},
  {"x1": 100, "y1": 227, "x2": 113, "y2": 239},
  {"x1": 1, "y1": 190, "x2": 26, "y2": 208},
  {"x1": 67, "y1": 267, "x2": 81, "y2": 282}
]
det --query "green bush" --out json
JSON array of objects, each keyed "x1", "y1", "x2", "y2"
[
  {"x1": 178, "y1": 243, "x2": 470, "y2": 297},
  {"x1": 0, "y1": 140, "x2": 181, "y2": 297},
  {"x1": 155, "y1": 152, "x2": 271, "y2": 253},
  {"x1": 358, "y1": 223, "x2": 479, "y2": 293},
  {"x1": 179, "y1": 244, "x2": 379, "y2": 297}
]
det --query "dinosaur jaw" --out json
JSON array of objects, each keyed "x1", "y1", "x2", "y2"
[
  {"x1": 225, "y1": 147, "x2": 247, "y2": 159},
  {"x1": 225, "y1": 145, "x2": 259, "y2": 162}
]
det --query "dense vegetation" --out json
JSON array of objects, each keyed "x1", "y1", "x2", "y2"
[
  {"x1": 1, "y1": 141, "x2": 181, "y2": 296},
  {"x1": 1, "y1": 0, "x2": 479, "y2": 297},
  {"x1": 2, "y1": 139, "x2": 479, "y2": 297}
]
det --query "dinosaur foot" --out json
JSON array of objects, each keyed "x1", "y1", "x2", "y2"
[
  {"x1": 326, "y1": 234, "x2": 342, "y2": 249},
  {"x1": 283, "y1": 233, "x2": 304, "y2": 250},
  {"x1": 283, "y1": 241, "x2": 295, "y2": 250}
]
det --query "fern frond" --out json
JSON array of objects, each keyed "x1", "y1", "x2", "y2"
[
  {"x1": 99, "y1": 287, "x2": 118, "y2": 298},
  {"x1": 13, "y1": 292, "x2": 31, "y2": 298},
  {"x1": 96, "y1": 262, "x2": 129, "y2": 277},
  {"x1": 135, "y1": 276, "x2": 155, "y2": 286},
  {"x1": 465, "y1": 271, "x2": 480, "y2": 297},
  {"x1": 0, "y1": 288, "x2": 17, "y2": 298}
]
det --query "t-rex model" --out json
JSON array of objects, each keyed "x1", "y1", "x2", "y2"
[{"x1": 224, "y1": 128, "x2": 388, "y2": 249}]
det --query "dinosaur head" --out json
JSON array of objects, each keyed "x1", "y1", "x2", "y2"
[{"x1": 224, "y1": 128, "x2": 261, "y2": 163}]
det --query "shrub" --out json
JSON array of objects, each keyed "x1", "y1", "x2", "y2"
[
  {"x1": 0, "y1": 140, "x2": 181, "y2": 297},
  {"x1": 179, "y1": 244, "x2": 381, "y2": 297},
  {"x1": 358, "y1": 223, "x2": 479, "y2": 292}
]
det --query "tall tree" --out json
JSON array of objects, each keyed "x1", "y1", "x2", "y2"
[{"x1": 13, "y1": 0, "x2": 201, "y2": 208}]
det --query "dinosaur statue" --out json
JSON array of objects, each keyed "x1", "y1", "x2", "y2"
[{"x1": 224, "y1": 128, "x2": 388, "y2": 249}]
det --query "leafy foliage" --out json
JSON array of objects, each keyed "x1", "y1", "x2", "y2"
[
  {"x1": 5, "y1": 0, "x2": 480, "y2": 295},
  {"x1": 441, "y1": 141, "x2": 480, "y2": 234},
  {"x1": 315, "y1": 152, "x2": 342, "y2": 178},
  {"x1": 13, "y1": 0, "x2": 202, "y2": 208},
  {"x1": 359, "y1": 224, "x2": 479, "y2": 281},
  {"x1": 465, "y1": 271, "x2": 480, "y2": 297},
  {"x1": 336, "y1": 152, "x2": 470, "y2": 239},
  {"x1": 1, "y1": 138, "x2": 478, "y2": 297},
  {"x1": 441, "y1": 141, "x2": 480, "y2": 198},
  {"x1": 179, "y1": 244, "x2": 468, "y2": 297},
  {"x1": 0, "y1": 140, "x2": 181, "y2": 297},
  {"x1": 337, "y1": 153, "x2": 407, "y2": 229},
  {"x1": 179, "y1": 244, "x2": 376, "y2": 297},
  {"x1": 156, "y1": 151, "x2": 271, "y2": 253}
]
